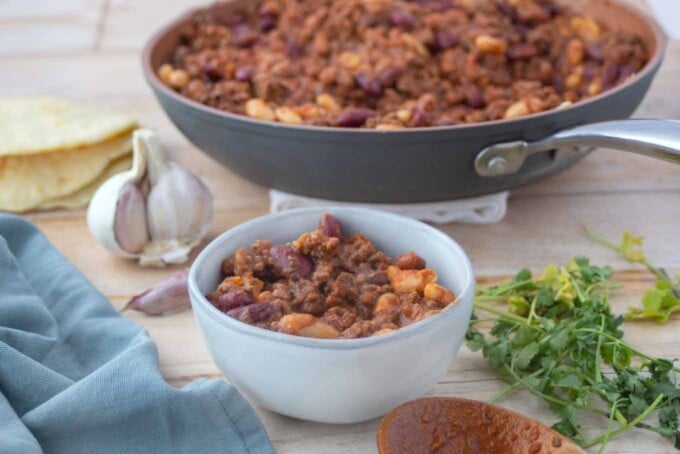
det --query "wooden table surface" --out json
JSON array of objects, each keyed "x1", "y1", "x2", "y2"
[{"x1": 3, "y1": 0, "x2": 679, "y2": 452}]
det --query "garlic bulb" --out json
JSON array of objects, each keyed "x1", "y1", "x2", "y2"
[{"x1": 87, "y1": 129, "x2": 213, "y2": 266}]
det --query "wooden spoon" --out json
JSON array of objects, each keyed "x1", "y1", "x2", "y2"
[{"x1": 377, "y1": 397, "x2": 585, "y2": 454}]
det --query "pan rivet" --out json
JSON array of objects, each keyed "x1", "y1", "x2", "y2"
[{"x1": 487, "y1": 157, "x2": 508, "y2": 174}]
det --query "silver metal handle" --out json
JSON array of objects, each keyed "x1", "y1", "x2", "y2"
[{"x1": 475, "y1": 119, "x2": 680, "y2": 177}]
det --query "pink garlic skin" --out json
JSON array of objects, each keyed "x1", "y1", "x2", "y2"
[
  {"x1": 114, "y1": 182, "x2": 149, "y2": 254},
  {"x1": 124, "y1": 269, "x2": 191, "y2": 315}
]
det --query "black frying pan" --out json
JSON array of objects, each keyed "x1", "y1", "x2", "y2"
[{"x1": 142, "y1": 0, "x2": 671, "y2": 203}]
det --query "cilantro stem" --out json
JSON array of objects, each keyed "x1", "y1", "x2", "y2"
[
  {"x1": 473, "y1": 301, "x2": 537, "y2": 328},
  {"x1": 582, "y1": 393, "x2": 666, "y2": 448},
  {"x1": 570, "y1": 276, "x2": 588, "y2": 304},
  {"x1": 478, "y1": 279, "x2": 534, "y2": 296},
  {"x1": 488, "y1": 368, "x2": 545, "y2": 403},
  {"x1": 576, "y1": 328, "x2": 654, "y2": 362},
  {"x1": 583, "y1": 228, "x2": 623, "y2": 255},
  {"x1": 589, "y1": 316, "x2": 631, "y2": 426},
  {"x1": 526, "y1": 294, "x2": 539, "y2": 325},
  {"x1": 468, "y1": 318, "x2": 502, "y2": 325},
  {"x1": 577, "y1": 328, "x2": 680, "y2": 372},
  {"x1": 583, "y1": 228, "x2": 665, "y2": 281},
  {"x1": 594, "y1": 316, "x2": 604, "y2": 382},
  {"x1": 597, "y1": 400, "x2": 621, "y2": 454},
  {"x1": 585, "y1": 376, "x2": 629, "y2": 426},
  {"x1": 503, "y1": 366, "x2": 610, "y2": 418}
]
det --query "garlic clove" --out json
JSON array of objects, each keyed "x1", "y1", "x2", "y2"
[
  {"x1": 123, "y1": 269, "x2": 191, "y2": 315},
  {"x1": 146, "y1": 163, "x2": 213, "y2": 242},
  {"x1": 114, "y1": 181, "x2": 149, "y2": 253},
  {"x1": 88, "y1": 173, "x2": 144, "y2": 258}
]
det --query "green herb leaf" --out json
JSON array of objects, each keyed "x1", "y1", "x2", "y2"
[
  {"x1": 513, "y1": 342, "x2": 540, "y2": 370},
  {"x1": 620, "y1": 231, "x2": 647, "y2": 263},
  {"x1": 586, "y1": 228, "x2": 680, "y2": 323},
  {"x1": 467, "y1": 254, "x2": 680, "y2": 451}
]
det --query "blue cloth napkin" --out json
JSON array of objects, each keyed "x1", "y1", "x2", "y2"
[{"x1": 0, "y1": 214, "x2": 274, "y2": 454}]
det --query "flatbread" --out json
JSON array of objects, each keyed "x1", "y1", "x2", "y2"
[
  {"x1": 37, "y1": 154, "x2": 133, "y2": 211},
  {"x1": 0, "y1": 96, "x2": 137, "y2": 157},
  {"x1": 0, "y1": 133, "x2": 132, "y2": 212}
]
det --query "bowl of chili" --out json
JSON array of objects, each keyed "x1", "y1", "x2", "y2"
[{"x1": 188, "y1": 207, "x2": 475, "y2": 423}]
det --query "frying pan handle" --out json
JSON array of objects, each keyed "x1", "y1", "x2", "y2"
[{"x1": 475, "y1": 119, "x2": 680, "y2": 177}]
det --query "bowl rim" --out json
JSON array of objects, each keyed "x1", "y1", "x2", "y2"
[
  {"x1": 142, "y1": 0, "x2": 667, "y2": 135},
  {"x1": 188, "y1": 207, "x2": 475, "y2": 350}
]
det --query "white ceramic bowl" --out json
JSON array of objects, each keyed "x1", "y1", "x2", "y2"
[{"x1": 188, "y1": 207, "x2": 475, "y2": 424}]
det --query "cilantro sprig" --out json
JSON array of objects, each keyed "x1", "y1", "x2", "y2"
[
  {"x1": 585, "y1": 229, "x2": 680, "y2": 323},
  {"x1": 466, "y1": 257, "x2": 680, "y2": 451}
]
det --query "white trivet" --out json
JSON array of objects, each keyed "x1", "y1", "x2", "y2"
[{"x1": 269, "y1": 189, "x2": 509, "y2": 224}]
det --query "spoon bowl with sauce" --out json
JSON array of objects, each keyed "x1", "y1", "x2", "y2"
[{"x1": 378, "y1": 397, "x2": 585, "y2": 454}]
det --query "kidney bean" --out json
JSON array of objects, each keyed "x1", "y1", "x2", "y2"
[
  {"x1": 465, "y1": 85, "x2": 485, "y2": 109},
  {"x1": 319, "y1": 213, "x2": 342, "y2": 238},
  {"x1": 355, "y1": 74, "x2": 382, "y2": 97},
  {"x1": 234, "y1": 67, "x2": 254, "y2": 81},
  {"x1": 337, "y1": 108, "x2": 377, "y2": 127},
  {"x1": 390, "y1": 9, "x2": 416, "y2": 30},
  {"x1": 408, "y1": 108, "x2": 431, "y2": 127},
  {"x1": 214, "y1": 288, "x2": 255, "y2": 312},
  {"x1": 601, "y1": 61, "x2": 620, "y2": 86},
  {"x1": 514, "y1": 23, "x2": 530, "y2": 40},
  {"x1": 214, "y1": 11, "x2": 245, "y2": 26},
  {"x1": 259, "y1": 13, "x2": 277, "y2": 32},
  {"x1": 248, "y1": 302, "x2": 276, "y2": 321},
  {"x1": 270, "y1": 244, "x2": 313, "y2": 279},
  {"x1": 370, "y1": 273, "x2": 390, "y2": 286},
  {"x1": 227, "y1": 302, "x2": 276, "y2": 323},
  {"x1": 432, "y1": 31, "x2": 458, "y2": 51},
  {"x1": 506, "y1": 43, "x2": 538, "y2": 60},
  {"x1": 286, "y1": 41, "x2": 303, "y2": 59},
  {"x1": 377, "y1": 67, "x2": 403, "y2": 87},
  {"x1": 231, "y1": 24, "x2": 258, "y2": 47},
  {"x1": 552, "y1": 73, "x2": 566, "y2": 94},
  {"x1": 203, "y1": 60, "x2": 222, "y2": 81},
  {"x1": 395, "y1": 251, "x2": 426, "y2": 270},
  {"x1": 586, "y1": 42, "x2": 603, "y2": 61},
  {"x1": 583, "y1": 63, "x2": 597, "y2": 82}
]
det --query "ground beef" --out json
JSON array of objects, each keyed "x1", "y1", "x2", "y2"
[
  {"x1": 207, "y1": 213, "x2": 459, "y2": 339},
  {"x1": 158, "y1": 0, "x2": 649, "y2": 128}
]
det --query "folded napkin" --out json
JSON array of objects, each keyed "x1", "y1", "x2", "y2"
[
  {"x1": 270, "y1": 189, "x2": 509, "y2": 224},
  {"x1": 0, "y1": 214, "x2": 273, "y2": 454}
]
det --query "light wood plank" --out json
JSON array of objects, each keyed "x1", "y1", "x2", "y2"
[
  {"x1": 0, "y1": 0, "x2": 104, "y2": 55},
  {"x1": 0, "y1": 0, "x2": 102, "y2": 19},
  {"x1": 99, "y1": 0, "x2": 208, "y2": 51}
]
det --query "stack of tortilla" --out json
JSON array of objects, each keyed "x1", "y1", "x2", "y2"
[{"x1": 0, "y1": 96, "x2": 136, "y2": 212}]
